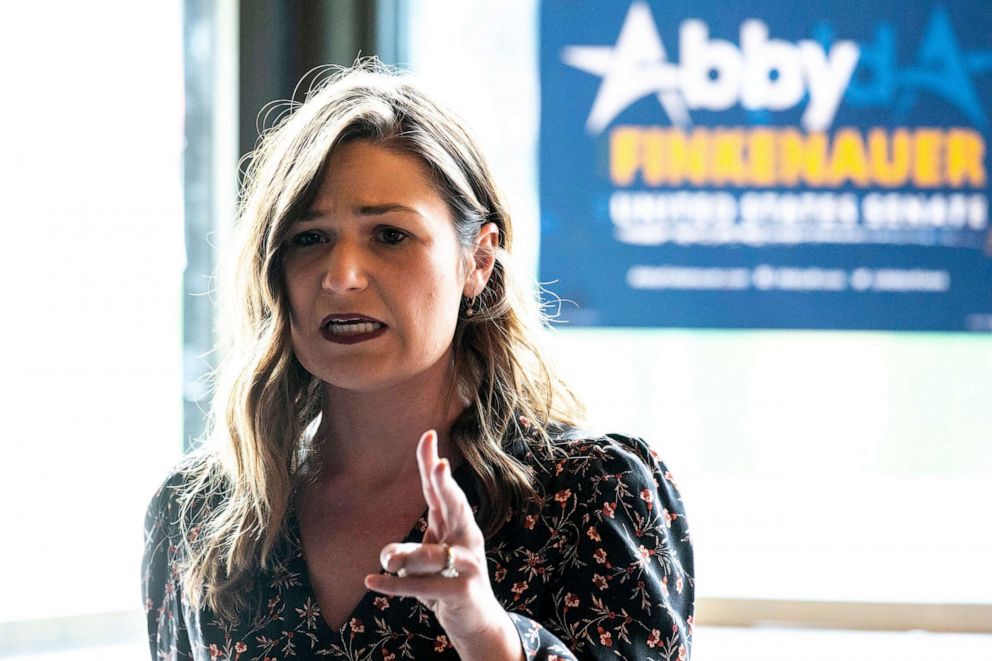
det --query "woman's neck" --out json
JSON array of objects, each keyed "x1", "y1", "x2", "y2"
[{"x1": 310, "y1": 355, "x2": 466, "y2": 489}]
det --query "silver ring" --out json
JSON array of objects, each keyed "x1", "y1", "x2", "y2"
[{"x1": 439, "y1": 544, "x2": 459, "y2": 578}]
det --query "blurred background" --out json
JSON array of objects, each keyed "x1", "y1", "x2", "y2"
[{"x1": 0, "y1": 1, "x2": 989, "y2": 659}]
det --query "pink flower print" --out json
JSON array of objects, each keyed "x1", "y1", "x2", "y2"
[
  {"x1": 661, "y1": 575, "x2": 669, "y2": 595},
  {"x1": 586, "y1": 526, "x2": 602, "y2": 542},
  {"x1": 554, "y1": 489, "x2": 572, "y2": 506},
  {"x1": 597, "y1": 626, "x2": 612, "y2": 647},
  {"x1": 593, "y1": 574, "x2": 609, "y2": 590},
  {"x1": 512, "y1": 581, "x2": 528, "y2": 598},
  {"x1": 639, "y1": 488, "x2": 654, "y2": 511},
  {"x1": 383, "y1": 649, "x2": 396, "y2": 661},
  {"x1": 234, "y1": 641, "x2": 247, "y2": 656},
  {"x1": 678, "y1": 644, "x2": 688, "y2": 660},
  {"x1": 208, "y1": 644, "x2": 221, "y2": 660},
  {"x1": 349, "y1": 618, "x2": 364, "y2": 634},
  {"x1": 564, "y1": 593, "x2": 580, "y2": 608},
  {"x1": 602, "y1": 502, "x2": 616, "y2": 518},
  {"x1": 647, "y1": 628, "x2": 661, "y2": 648},
  {"x1": 593, "y1": 548, "x2": 608, "y2": 564},
  {"x1": 435, "y1": 635, "x2": 451, "y2": 652},
  {"x1": 373, "y1": 596, "x2": 390, "y2": 611},
  {"x1": 524, "y1": 514, "x2": 537, "y2": 530},
  {"x1": 495, "y1": 566, "x2": 508, "y2": 582},
  {"x1": 676, "y1": 575, "x2": 684, "y2": 594},
  {"x1": 526, "y1": 553, "x2": 545, "y2": 573},
  {"x1": 663, "y1": 508, "x2": 677, "y2": 527}
]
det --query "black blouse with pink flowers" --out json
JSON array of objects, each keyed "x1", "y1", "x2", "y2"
[{"x1": 143, "y1": 430, "x2": 694, "y2": 660}]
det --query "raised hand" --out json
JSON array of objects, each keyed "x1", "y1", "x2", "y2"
[{"x1": 364, "y1": 430, "x2": 523, "y2": 661}]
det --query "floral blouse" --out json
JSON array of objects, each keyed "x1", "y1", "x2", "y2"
[{"x1": 143, "y1": 431, "x2": 694, "y2": 660}]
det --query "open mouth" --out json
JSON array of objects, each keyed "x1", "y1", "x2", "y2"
[
  {"x1": 323, "y1": 319, "x2": 385, "y2": 335},
  {"x1": 319, "y1": 314, "x2": 387, "y2": 344}
]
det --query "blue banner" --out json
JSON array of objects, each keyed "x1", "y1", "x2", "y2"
[{"x1": 539, "y1": 0, "x2": 992, "y2": 330}]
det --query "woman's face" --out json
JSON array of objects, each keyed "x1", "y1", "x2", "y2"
[{"x1": 282, "y1": 139, "x2": 487, "y2": 393}]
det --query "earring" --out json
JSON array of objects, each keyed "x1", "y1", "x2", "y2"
[{"x1": 462, "y1": 295, "x2": 479, "y2": 318}]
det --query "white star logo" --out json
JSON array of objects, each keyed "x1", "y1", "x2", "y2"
[{"x1": 562, "y1": 2, "x2": 689, "y2": 134}]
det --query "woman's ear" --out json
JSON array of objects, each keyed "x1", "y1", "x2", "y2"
[{"x1": 464, "y1": 222, "x2": 500, "y2": 297}]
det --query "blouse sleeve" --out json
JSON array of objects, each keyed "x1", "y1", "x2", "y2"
[
  {"x1": 509, "y1": 434, "x2": 694, "y2": 660},
  {"x1": 142, "y1": 468, "x2": 195, "y2": 661}
]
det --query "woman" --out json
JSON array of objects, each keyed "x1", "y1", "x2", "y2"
[{"x1": 143, "y1": 64, "x2": 694, "y2": 660}]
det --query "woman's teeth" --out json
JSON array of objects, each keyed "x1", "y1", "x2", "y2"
[{"x1": 326, "y1": 321, "x2": 382, "y2": 335}]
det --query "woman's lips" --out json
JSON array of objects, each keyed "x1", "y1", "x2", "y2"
[{"x1": 319, "y1": 315, "x2": 387, "y2": 345}]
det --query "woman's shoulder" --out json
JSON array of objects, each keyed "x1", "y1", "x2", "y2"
[
  {"x1": 521, "y1": 422, "x2": 668, "y2": 469},
  {"x1": 504, "y1": 422, "x2": 693, "y2": 572},
  {"x1": 515, "y1": 422, "x2": 682, "y2": 498},
  {"x1": 144, "y1": 451, "x2": 223, "y2": 538},
  {"x1": 554, "y1": 427, "x2": 665, "y2": 466},
  {"x1": 149, "y1": 450, "x2": 218, "y2": 499}
]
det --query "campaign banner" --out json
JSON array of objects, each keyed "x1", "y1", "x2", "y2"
[{"x1": 539, "y1": 0, "x2": 992, "y2": 330}]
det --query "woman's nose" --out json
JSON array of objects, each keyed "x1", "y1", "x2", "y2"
[{"x1": 321, "y1": 241, "x2": 369, "y2": 294}]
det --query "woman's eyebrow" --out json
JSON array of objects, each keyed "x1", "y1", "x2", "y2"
[
  {"x1": 355, "y1": 203, "x2": 421, "y2": 217},
  {"x1": 297, "y1": 203, "x2": 422, "y2": 221}
]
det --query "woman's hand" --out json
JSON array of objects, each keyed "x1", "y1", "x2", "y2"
[{"x1": 364, "y1": 430, "x2": 524, "y2": 661}]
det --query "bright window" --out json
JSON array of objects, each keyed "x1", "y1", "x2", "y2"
[{"x1": 0, "y1": 0, "x2": 184, "y2": 627}]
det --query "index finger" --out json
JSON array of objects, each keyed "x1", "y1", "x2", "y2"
[
  {"x1": 416, "y1": 430, "x2": 442, "y2": 512},
  {"x1": 431, "y1": 458, "x2": 479, "y2": 546}
]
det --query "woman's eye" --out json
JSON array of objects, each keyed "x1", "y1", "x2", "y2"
[
  {"x1": 291, "y1": 231, "x2": 324, "y2": 247},
  {"x1": 375, "y1": 227, "x2": 408, "y2": 245}
]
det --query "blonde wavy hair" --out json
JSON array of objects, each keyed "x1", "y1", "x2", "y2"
[{"x1": 179, "y1": 62, "x2": 584, "y2": 619}]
